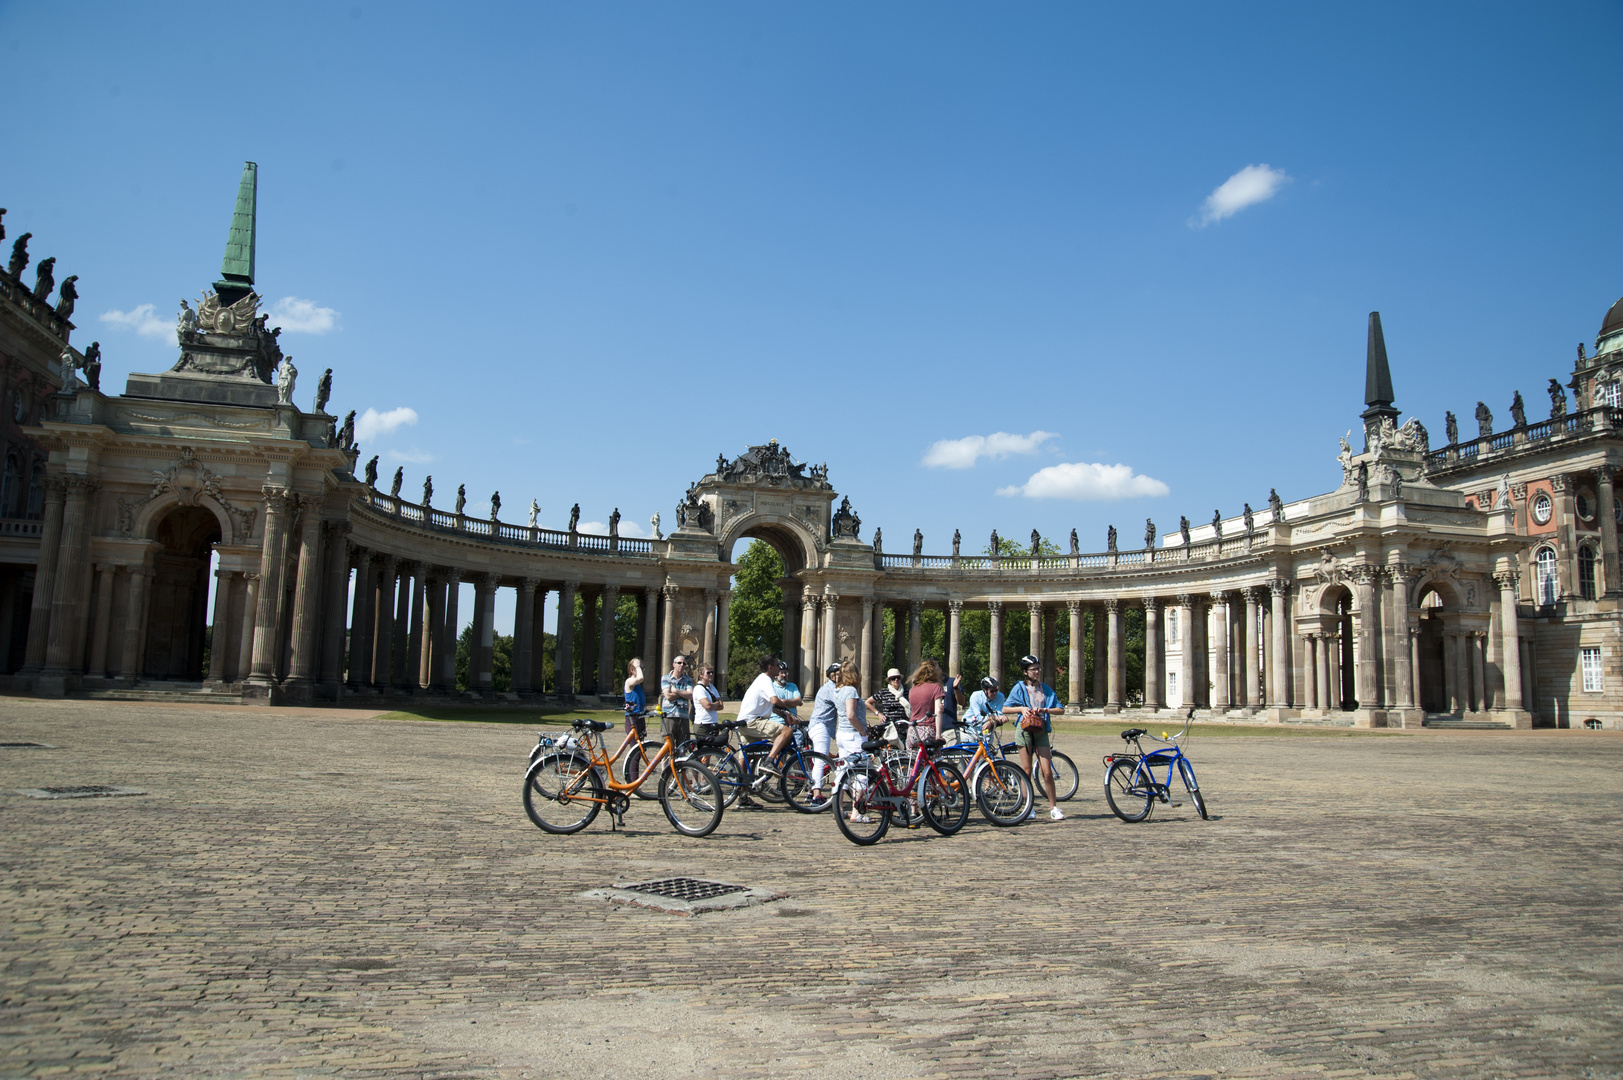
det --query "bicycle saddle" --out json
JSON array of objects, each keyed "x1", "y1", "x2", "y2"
[
  {"x1": 572, "y1": 719, "x2": 611, "y2": 732},
  {"x1": 1120, "y1": 728, "x2": 1145, "y2": 740},
  {"x1": 923, "y1": 738, "x2": 946, "y2": 750},
  {"x1": 719, "y1": 719, "x2": 750, "y2": 730},
  {"x1": 860, "y1": 738, "x2": 886, "y2": 752}
]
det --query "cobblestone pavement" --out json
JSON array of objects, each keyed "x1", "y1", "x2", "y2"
[{"x1": 2, "y1": 698, "x2": 1620, "y2": 1080}]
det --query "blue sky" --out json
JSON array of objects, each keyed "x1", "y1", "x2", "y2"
[{"x1": 2, "y1": 3, "x2": 1620, "y2": 597}]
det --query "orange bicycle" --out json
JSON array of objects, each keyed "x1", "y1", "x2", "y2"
[{"x1": 523, "y1": 719, "x2": 724, "y2": 837}]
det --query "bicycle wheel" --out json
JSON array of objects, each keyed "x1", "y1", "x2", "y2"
[
  {"x1": 832, "y1": 765, "x2": 891, "y2": 845},
  {"x1": 750, "y1": 747, "x2": 786, "y2": 804},
  {"x1": 1105, "y1": 758, "x2": 1154, "y2": 822},
  {"x1": 621, "y1": 739, "x2": 665, "y2": 800},
  {"x1": 918, "y1": 760, "x2": 969, "y2": 836},
  {"x1": 690, "y1": 747, "x2": 744, "y2": 809},
  {"x1": 1178, "y1": 758, "x2": 1209, "y2": 820},
  {"x1": 1046, "y1": 751, "x2": 1080, "y2": 802},
  {"x1": 659, "y1": 758, "x2": 724, "y2": 837},
  {"x1": 523, "y1": 753, "x2": 603, "y2": 834},
  {"x1": 974, "y1": 759, "x2": 1033, "y2": 827},
  {"x1": 780, "y1": 750, "x2": 835, "y2": 813}
]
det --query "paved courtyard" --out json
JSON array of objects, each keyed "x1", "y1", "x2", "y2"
[{"x1": 1, "y1": 699, "x2": 1620, "y2": 1080}]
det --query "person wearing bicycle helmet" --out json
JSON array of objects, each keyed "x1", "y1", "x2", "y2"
[
  {"x1": 967, "y1": 675, "x2": 1005, "y2": 736},
  {"x1": 1002, "y1": 654, "x2": 1065, "y2": 821}
]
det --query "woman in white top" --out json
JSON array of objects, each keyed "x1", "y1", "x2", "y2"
[
  {"x1": 692, "y1": 663, "x2": 723, "y2": 728},
  {"x1": 831, "y1": 661, "x2": 871, "y2": 819}
]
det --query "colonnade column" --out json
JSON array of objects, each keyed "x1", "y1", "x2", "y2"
[
  {"x1": 780, "y1": 586, "x2": 798, "y2": 672},
  {"x1": 513, "y1": 578, "x2": 537, "y2": 692},
  {"x1": 20, "y1": 476, "x2": 66, "y2": 673},
  {"x1": 1470, "y1": 632, "x2": 1487, "y2": 713},
  {"x1": 1142, "y1": 597, "x2": 1162, "y2": 711},
  {"x1": 115, "y1": 567, "x2": 153, "y2": 680},
  {"x1": 247, "y1": 487, "x2": 295, "y2": 686},
  {"x1": 1268, "y1": 578, "x2": 1290, "y2": 708},
  {"x1": 1177, "y1": 594, "x2": 1197, "y2": 708},
  {"x1": 822, "y1": 594, "x2": 840, "y2": 675},
  {"x1": 1091, "y1": 606, "x2": 1107, "y2": 706},
  {"x1": 557, "y1": 580, "x2": 579, "y2": 694},
  {"x1": 600, "y1": 584, "x2": 621, "y2": 692},
  {"x1": 987, "y1": 601, "x2": 1003, "y2": 686},
  {"x1": 474, "y1": 573, "x2": 498, "y2": 694},
  {"x1": 1441, "y1": 632, "x2": 1459, "y2": 713},
  {"x1": 421, "y1": 573, "x2": 441, "y2": 690},
  {"x1": 44, "y1": 475, "x2": 97, "y2": 675},
  {"x1": 206, "y1": 565, "x2": 233, "y2": 682},
  {"x1": 530, "y1": 585, "x2": 549, "y2": 691},
  {"x1": 1496, "y1": 572, "x2": 1524, "y2": 712},
  {"x1": 860, "y1": 599, "x2": 875, "y2": 695},
  {"x1": 581, "y1": 589, "x2": 598, "y2": 693},
  {"x1": 390, "y1": 564, "x2": 412, "y2": 689},
  {"x1": 348, "y1": 549, "x2": 373, "y2": 689},
  {"x1": 906, "y1": 600, "x2": 922, "y2": 674},
  {"x1": 642, "y1": 587, "x2": 660, "y2": 673},
  {"x1": 438, "y1": 569, "x2": 461, "y2": 692},
  {"x1": 1209, "y1": 592, "x2": 1230, "y2": 711},
  {"x1": 799, "y1": 587, "x2": 817, "y2": 690},
  {"x1": 88, "y1": 564, "x2": 117, "y2": 678},
  {"x1": 1103, "y1": 598, "x2": 1123, "y2": 712},
  {"x1": 286, "y1": 504, "x2": 326, "y2": 692},
  {"x1": 717, "y1": 589, "x2": 731, "y2": 691},
  {"x1": 372, "y1": 555, "x2": 397, "y2": 689},
  {"x1": 1389, "y1": 565, "x2": 1414, "y2": 710},
  {"x1": 701, "y1": 587, "x2": 717, "y2": 667},
  {"x1": 660, "y1": 582, "x2": 677, "y2": 674},
  {"x1": 1600, "y1": 469, "x2": 1620, "y2": 597},
  {"x1": 1026, "y1": 601, "x2": 1042, "y2": 665},
  {"x1": 319, "y1": 524, "x2": 351, "y2": 694},
  {"x1": 1244, "y1": 587, "x2": 1261, "y2": 711},
  {"x1": 235, "y1": 572, "x2": 260, "y2": 685},
  {"x1": 1353, "y1": 566, "x2": 1380, "y2": 713},
  {"x1": 1066, "y1": 600, "x2": 1084, "y2": 710},
  {"x1": 404, "y1": 562, "x2": 426, "y2": 691},
  {"x1": 1043, "y1": 609, "x2": 1057, "y2": 688},
  {"x1": 947, "y1": 600, "x2": 962, "y2": 679}
]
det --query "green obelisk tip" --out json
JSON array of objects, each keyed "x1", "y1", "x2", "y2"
[{"x1": 213, "y1": 162, "x2": 257, "y2": 305}]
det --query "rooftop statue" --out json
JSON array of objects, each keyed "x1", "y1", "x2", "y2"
[
  {"x1": 1337, "y1": 431, "x2": 1353, "y2": 480},
  {"x1": 1475, "y1": 401, "x2": 1493, "y2": 438},
  {"x1": 1105, "y1": 525, "x2": 1116, "y2": 553},
  {"x1": 568, "y1": 503, "x2": 580, "y2": 532},
  {"x1": 650, "y1": 512, "x2": 661, "y2": 540},
  {"x1": 1509, "y1": 390, "x2": 1526, "y2": 429},
  {"x1": 1212, "y1": 510, "x2": 1222, "y2": 539},
  {"x1": 1179, "y1": 516, "x2": 1190, "y2": 546},
  {"x1": 0, "y1": 207, "x2": 5, "y2": 245},
  {"x1": 830, "y1": 496, "x2": 860, "y2": 540},
  {"x1": 913, "y1": 529, "x2": 923, "y2": 557},
  {"x1": 389, "y1": 467, "x2": 402, "y2": 498},
  {"x1": 529, "y1": 500, "x2": 540, "y2": 528},
  {"x1": 1445, "y1": 410, "x2": 1459, "y2": 445},
  {"x1": 609, "y1": 508, "x2": 621, "y2": 537},
  {"x1": 1243, "y1": 503, "x2": 1255, "y2": 535},
  {"x1": 455, "y1": 485, "x2": 466, "y2": 515},
  {"x1": 1268, "y1": 488, "x2": 1283, "y2": 523},
  {"x1": 1144, "y1": 518, "x2": 1156, "y2": 548},
  {"x1": 1030, "y1": 529, "x2": 1040, "y2": 556},
  {"x1": 1549, "y1": 378, "x2": 1567, "y2": 419},
  {"x1": 874, "y1": 526, "x2": 884, "y2": 554},
  {"x1": 338, "y1": 410, "x2": 355, "y2": 450},
  {"x1": 1578, "y1": 342, "x2": 1587, "y2": 361},
  {"x1": 490, "y1": 491, "x2": 501, "y2": 521},
  {"x1": 81, "y1": 341, "x2": 101, "y2": 392},
  {"x1": 57, "y1": 347, "x2": 77, "y2": 393},
  {"x1": 54, "y1": 275, "x2": 78, "y2": 321},
  {"x1": 1356, "y1": 461, "x2": 1369, "y2": 502},
  {"x1": 365, "y1": 456, "x2": 379, "y2": 488},
  {"x1": 275, "y1": 356, "x2": 296, "y2": 405},
  {"x1": 315, "y1": 368, "x2": 332, "y2": 413},
  {"x1": 31, "y1": 256, "x2": 54, "y2": 300},
  {"x1": 952, "y1": 529, "x2": 960, "y2": 557},
  {"x1": 8, "y1": 232, "x2": 30, "y2": 278},
  {"x1": 989, "y1": 529, "x2": 999, "y2": 557},
  {"x1": 422, "y1": 475, "x2": 433, "y2": 507},
  {"x1": 1070, "y1": 528, "x2": 1079, "y2": 556},
  {"x1": 177, "y1": 299, "x2": 198, "y2": 337}
]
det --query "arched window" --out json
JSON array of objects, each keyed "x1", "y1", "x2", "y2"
[
  {"x1": 1579, "y1": 546, "x2": 1598, "y2": 601},
  {"x1": 25, "y1": 461, "x2": 44, "y2": 520},
  {"x1": 1535, "y1": 546, "x2": 1559, "y2": 605}
]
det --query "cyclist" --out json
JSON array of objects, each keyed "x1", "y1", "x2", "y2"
[
  {"x1": 623, "y1": 658, "x2": 647, "y2": 740},
  {"x1": 736, "y1": 655, "x2": 794, "y2": 774},
  {"x1": 1002, "y1": 653, "x2": 1065, "y2": 821},
  {"x1": 807, "y1": 662, "x2": 843, "y2": 800},
  {"x1": 966, "y1": 675, "x2": 1005, "y2": 737}
]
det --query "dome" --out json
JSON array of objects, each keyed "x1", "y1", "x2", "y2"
[{"x1": 1602, "y1": 296, "x2": 1623, "y2": 340}]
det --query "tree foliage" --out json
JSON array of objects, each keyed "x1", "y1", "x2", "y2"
[{"x1": 727, "y1": 540, "x2": 785, "y2": 697}]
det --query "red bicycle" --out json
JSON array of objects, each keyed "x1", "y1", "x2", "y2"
[{"x1": 831, "y1": 734, "x2": 969, "y2": 845}]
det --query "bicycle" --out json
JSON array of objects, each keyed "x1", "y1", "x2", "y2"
[
  {"x1": 1102, "y1": 711, "x2": 1208, "y2": 822},
  {"x1": 942, "y1": 718, "x2": 1077, "y2": 801},
  {"x1": 831, "y1": 734, "x2": 969, "y2": 845},
  {"x1": 523, "y1": 719, "x2": 724, "y2": 837},
  {"x1": 529, "y1": 721, "x2": 663, "y2": 801},
  {"x1": 936, "y1": 721, "x2": 1035, "y2": 827},
  {"x1": 682, "y1": 717, "x2": 837, "y2": 814}
]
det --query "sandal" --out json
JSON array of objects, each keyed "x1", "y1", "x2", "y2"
[{"x1": 846, "y1": 812, "x2": 873, "y2": 824}]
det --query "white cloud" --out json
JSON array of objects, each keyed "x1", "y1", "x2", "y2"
[
  {"x1": 997, "y1": 461, "x2": 1170, "y2": 501},
  {"x1": 99, "y1": 303, "x2": 175, "y2": 343},
  {"x1": 267, "y1": 296, "x2": 339, "y2": 334},
  {"x1": 579, "y1": 519, "x2": 648, "y2": 538},
  {"x1": 922, "y1": 430, "x2": 1057, "y2": 469},
  {"x1": 355, "y1": 406, "x2": 419, "y2": 442},
  {"x1": 385, "y1": 448, "x2": 434, "y2": 464},
  {"x1": 1192, "y1": 164, "x2": 1290, "y2": 227}
]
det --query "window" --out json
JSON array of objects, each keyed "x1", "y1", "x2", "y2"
[
  {"x1": 1579, "y1": 546, "x2": 1598, "y2": 601},
  {"x1": 1167, "y1": 670, "x2": 1178, "y2": 698},
  {"x1": 25, "y1": 462, "x2": 43, "y2": 520},
  {"x1": 1602, "y1": 382, "x2": 1622, "y2": 408},
  {"x1": 1167, "y1": 609, "x2": 1179, "y2": 645},
  {"x1": 0, "y1": 454, "x2": 19, "y2": 519},
  {"x1": 1581, "y1": 646, "x2": 1603, "y2": 693},
  {"x1": 1535, "y1": 546, "x2": 1559, "y2": 605},
  {"x1": 1531, "y1": 492, "x2": 1553, "y2": 526}
]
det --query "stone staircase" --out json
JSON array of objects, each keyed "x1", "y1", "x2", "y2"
[{"x1": 1421, "y1": 715, "x2": 1514, "y2": 730}]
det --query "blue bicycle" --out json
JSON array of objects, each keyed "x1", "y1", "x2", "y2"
[{"x1": 1102, "y1": 711, "x2": 1208, "y2": 822}]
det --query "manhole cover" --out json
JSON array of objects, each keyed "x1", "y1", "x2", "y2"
[
  {"x1": 18, "y1": 785, "x2": 147, "y2": 799},
  {"x1": 583, "y1": 877, "x2": 785, "y2": 915},
  {"x1": 0, "y1": 742, "x2": 57, "y2": 749}
]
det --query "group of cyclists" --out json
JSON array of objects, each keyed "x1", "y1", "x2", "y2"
[{"x1": 621, "y1": 646, "x2": 1070, "y2": 822}]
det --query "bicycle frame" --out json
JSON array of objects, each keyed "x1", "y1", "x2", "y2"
[
  {"x1": 863, "y1": 739, "x2": 960, "y2": 810},
  {"x1": 563, "y1": 726, "x2": 683, "y2": 801},
  {"x1": 1106, "y1": 720, "x2": 1197, "y2": 803}
]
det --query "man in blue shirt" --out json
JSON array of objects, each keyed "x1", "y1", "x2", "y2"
[{"x1": 966, "y1": 676, "x2": 1005, "y2": 736}]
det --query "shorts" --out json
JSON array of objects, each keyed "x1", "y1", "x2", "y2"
[
  {"x1": 745, "y1": 715, "x2": 786, "y2": 740},
  {"x1": 1013, "y1": 724, "x2": 1051, "y2": 750}
]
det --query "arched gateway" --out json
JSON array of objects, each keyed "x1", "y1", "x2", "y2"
[{"x1": 21, "y1": 165, "x2": 1623, "y2": 729}]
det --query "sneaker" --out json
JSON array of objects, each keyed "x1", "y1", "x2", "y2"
[
  {"x1": 738, "y1": 796, "x2": 762, "y2": 810},
  {"x1": 1049, "y1": 807, "x2": 1065, "y2": 821},
  {"x1": 1025, "y1": 806, "x2": 1038, "y2": 821}
]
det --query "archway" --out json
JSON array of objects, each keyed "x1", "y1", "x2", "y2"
[
  {"x1": 1416, "y1": 588, "x2": 1448, "y2": 713},
  {"x1": 144, "y1": 505, "x2": 221, "y2": 679},
  {"x1": 1319, "y1": 584, "x2": 1357, "y2": 710},
  {"x1": 719, "y1": 518, "x2": 820, "y2": 694}
]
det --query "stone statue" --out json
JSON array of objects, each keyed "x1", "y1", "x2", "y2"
[
  {"x1": 716, "y1": 452, "x2": 727, "y2": 474},
  {"x1": 1105, "y1": 525, "x2": 1116, "y2": 552},
  {"x1": 315, "y1": 369, "x2": 332, "y2": 413},
  {"x1": 81, "y1": 341, "x2": 101, "y2": 392},
  {"x1": 177, "y1": 299, "x2": 198, "y2": 337},
  {"x1": 365, "y1": 456, "x2": 379, "y2": 488},
  {"x1": 650, "y1": 512, "x2": 661, "y2": 540},
  {"x1": 31, "y1": 256, "x2": 55, "y2": 301},
  {"x1": 1030, "y1": 529, "x2": 1041, "y2": 557},
  {"x1": 913, "y1": 529, "x2": 923, "y2": 557},
  {"x1": 990, "y1": 529, "x2": 999, "y2": 557},
  {"x1": 830, "y1": 496, "x2": 860, "y2": 540},
  {"x1": 1337, "y1": 431, "x2": 1353, "y2": 478},
  {"x1": 1177, "y1": 516, "x2": 1190, "y2": 546},
  {"x1": 1549, "y1": 378, "x2": 1568, "y2": 419},
  {"x1": 8, "y1": 232, "x2": 31, "y2": 278},
  {"x1": 275, "y1": 356, "x2": 297, "y2": 406},
  {"x1": 1145, "y1": 518, "x2": 1156, "y2": 548},
  {"x1": 338, "y1": 410, "x2": 355, "y2": 449},
  {"x1": 873, "y1": 527, "x2": 882, "y2": 554},
  {"x1": 1069, "y1": 528, "x2": 1079, "y2": 556},
  {"x1": 1356, "y1": 461, "x2": 1369, "y2": 502},
  {"x1": 609, "y1": 508, "x2": 621, "y2": 537},
  {"x1": 1243, "y1": 503, "x2": 1255, "y2": 535},
  {"x1": 1475, "y1": 401, "x2": 1493, "y2": 438},
  {"x1": 529, "y1": 500, "x2": 540, "y2": 528},
  {"x1": 1211, "y1": 510, "x2": 1222, "y2": 539},
  {"x1": 54, "y1": 275, "x2": 77, "y2": 321},
  {"x1": 1390, "y1": 467, "x2": 1403, "y2": 499},
  {"x1": 1497, "y1": 473, "x2": 1512, "y2": 511},
  {"x1": 389, "y1": 467, "x2": 403, "y2": 498},
  {"x1": 1579, "y1": 342, "x2": 1587, "y2": 362},
  {"x1": 695, "y1": 500, "x2": 714, "y2": 532},
  {"x1": 952, "y1": 529, "x2": 961, "y2": 557},
  {"x1": 1509, "y1": 390, "x2": 1526, "y2": 429},
  {"x1": 455, "y1": 484, "x2": 466, "y2": 514},
  {"x1": 1445, "y1": 410, "x2": 1459, "y2": 445},
  {"x1": 568, "y1": 503, "x2": 580, "y2": 532},
  {"x1": 0, "y1": 207, "x2": 5, "y2": 247},
  {"x1": 490, "y1": 491, "x2": 501, "y2": 520},
  {"x1": 57, "y1": 347, "x2": 77, "y2": 393},
  {"x1": 1268, "y1": 488, "x2": 1283, "y2": 523},
  {"x1": 674, "y1": 501, "x2": 686, "y2": 529},
  {"x1": 422, "y1": 475, "x2": 433, "y2": 507}
]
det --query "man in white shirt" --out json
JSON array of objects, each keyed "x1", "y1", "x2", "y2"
[{"x1": 736, "y1": 655, "x2": 793, "y2": 768}]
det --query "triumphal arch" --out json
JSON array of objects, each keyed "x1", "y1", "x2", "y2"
[{"x1": 3, "y1": 164, "x2": 1621, "y2": 728}]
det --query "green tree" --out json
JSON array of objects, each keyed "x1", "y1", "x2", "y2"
[
  {"x1": 726, "y1": 540, "x2": 785, "y2": 697},
  {"x1": 455, "y1": 624, "x2": 513, "y2": 692}
]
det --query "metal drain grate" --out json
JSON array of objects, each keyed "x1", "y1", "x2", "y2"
[
  {"x1": 19, "y1": 785, "x2": 147, "y2": 799},
  {"x1": 621, "y1": 878, "x2": 750, "y2": 902},
  {"x1": 0, "y1": 742, "x2": 56, "y2": 749}
]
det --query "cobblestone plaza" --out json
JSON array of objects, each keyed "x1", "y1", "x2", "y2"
[{"x1": 3, "y1": 699, "x2": 1619, "y2": 1079}]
